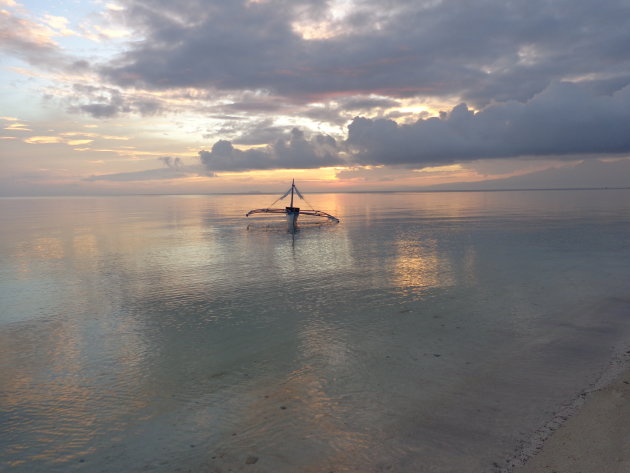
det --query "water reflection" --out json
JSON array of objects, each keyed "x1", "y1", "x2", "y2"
[
  {"x1": 391, "y1": 237, "x2": 454, "y2": 295},
  {"x1": 1, "y1": 191, "x2": 630, "y2": 472},
  {"x1": 0, "y1": 314, "x2": 151, "y2": 467}
]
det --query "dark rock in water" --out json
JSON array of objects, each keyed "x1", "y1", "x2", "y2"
[
  {"x1": 280, "y1": 406, "x2": 287, "y2": 410},
  {"x1": 245, "y1": 456, "x2": 259, "y2": 464},
  {"x1": 433, "y1": 354, "x2": 441, "y2": 357}
]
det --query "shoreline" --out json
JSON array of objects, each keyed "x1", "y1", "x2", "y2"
[{"x1": 507, "y1": 347, "x2": 630, "y2": 473}]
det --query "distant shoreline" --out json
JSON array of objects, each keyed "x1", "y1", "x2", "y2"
[{"x1": 2, "y1": 186, "x2": 629, "y2": 199}]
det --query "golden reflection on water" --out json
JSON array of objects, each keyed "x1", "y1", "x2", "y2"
[
  {"x1": 1, "y1": 196, "x2": 240, "y2": 467},
  {"x1": 236, "y1": 364, "x2": 372, "y2": 472},
  {"x1": 293, "y1": 317, "x2": 372, "y2": 464},
  {"x1": 2, "y1": 340, "x2": 151, "y2": 465},
  {"x1": 391, "y1": 237, "x2": 454, "y2": 293},
  {"x1": 30, "y1": 237, "x2": 65, "y2": 260},
  {"x1": 71, "y1": 233, "x2": 99, "y2": 268},
  {"x1": 1, "y1": 321, "x2": 98, "y2": 465},
  {"x1": 462, "y1": 246, "x2": 478, "y2": 285},
  {"x1": 11, "y1": 237, "x2": 65, "y2": 278},
  {"x1": 1, "y1": 284, "x2": 151, "y2": 467}
]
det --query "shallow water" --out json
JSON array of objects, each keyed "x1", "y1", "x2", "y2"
[{"x1": 1, "y1": 190, "x2": 630, "y2": 472}]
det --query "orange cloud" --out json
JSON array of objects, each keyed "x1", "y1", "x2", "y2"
[
  {"x1": 5, "y1": 122, "x2": 32, "y2": 131},
  {"x1": 24, "y1": 136, "x2": 64, "y2": 144},
  {"x1": 66, "y1": 139, "x2": 93, "y2": 146}
]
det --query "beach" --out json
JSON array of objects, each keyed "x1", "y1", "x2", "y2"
[{"x1": 514, "y1": 361, "x2": 630, "y2": 473}]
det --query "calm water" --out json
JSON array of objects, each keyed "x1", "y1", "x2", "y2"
[{"x1": 1, "y1": 190, "x2": 630, "y2": 473}]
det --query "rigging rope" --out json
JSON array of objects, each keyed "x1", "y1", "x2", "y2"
[
  {"x1": 291, "y1": 182, "x2": 316, "y2": 210},
  {"x1": 267, "y1": 183, "x2": 316, "y2": 209},
  {"x1": 267, "y1": 187, "x2": 292, "y2": 207}
]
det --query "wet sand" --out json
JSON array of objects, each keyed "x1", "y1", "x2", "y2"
[{"x1": 514, "y1": 364, "x2": 630, "y2": 473}]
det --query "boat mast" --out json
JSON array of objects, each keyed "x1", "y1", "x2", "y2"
[{"x1": 245, "y1": 179, "x2": 339, "y2": 224}]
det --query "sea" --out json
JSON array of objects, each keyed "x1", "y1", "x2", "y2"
[{"x1": 1, "y1": 189, "x2": 630, "y2": 473}]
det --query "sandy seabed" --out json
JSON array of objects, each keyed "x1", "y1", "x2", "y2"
[{"x1": 513, "y1": 359, "x2": 630, "y2": 473}]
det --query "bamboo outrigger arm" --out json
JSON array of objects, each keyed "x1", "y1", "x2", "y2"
[
  {"x1": 245, "y1": 208, "x2": 288, "y2": 217},
  {"x1": 299, "y1": 210, "x2": 340, "y2": 223},
  {"x1": 246, "y1": 208, "x2": 339, "y2": 223},
  {"x1": 245, "y1": 180, "x2": 340, "y2": 227}
]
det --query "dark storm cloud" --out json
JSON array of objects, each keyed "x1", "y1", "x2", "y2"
[
  {"x1": 199, "y1": 128, "x2": 343, "y2": 174},
  {"x1": 103, "y1": 0, "x2": 630, "y2": 107},
  {"x1": 346, "y1": 82, "x2": 630, "y2": 166}
]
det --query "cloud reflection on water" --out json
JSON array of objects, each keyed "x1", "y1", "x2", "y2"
[{"x1": 1, "y1": 191, "x2": 630, "y2": 472}]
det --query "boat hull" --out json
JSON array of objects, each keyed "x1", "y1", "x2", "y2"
[{"x1": 286, "y1": 206, "x2": 300, "y2": 230}]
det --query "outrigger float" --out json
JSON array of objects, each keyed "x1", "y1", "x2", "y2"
[{"x1": 246, "y1": 180, "x2": 339, "y2": 231}]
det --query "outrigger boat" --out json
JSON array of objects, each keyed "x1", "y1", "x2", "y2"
[{"x1": 246, "y1": 180, "x2": 340, "y2": 231}]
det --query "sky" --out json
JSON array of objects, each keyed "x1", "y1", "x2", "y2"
[{"x1": 1, "y1": 0, "x2": 630, "y2": 195}]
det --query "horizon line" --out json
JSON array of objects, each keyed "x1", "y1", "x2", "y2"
[{"x1": 2, "y1": 186, "x2": 629, "y2": 199}]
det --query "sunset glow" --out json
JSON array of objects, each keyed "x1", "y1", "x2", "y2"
[{"x1": 2, "y1": 0, "x2": 630, "y2": 195}]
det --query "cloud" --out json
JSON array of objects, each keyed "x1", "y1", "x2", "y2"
[
  {"x1": 100, "y1": 0, "x2": 630, "y2": 108},
  {"x1": 199, "y1": 128, "x2": 343, "y2": 174},
  {"x1": 229, "y1": 120, "x2": 290, "y2": 146},
  {"x1": 346, "y1": 81, "x2": 630, "y2": 167},
  {"x1": 0, "y1": 6, "x2": 89, "y2": 72},
  {"x1": 342, "y1": 97, "x2": 401, "y2": 111},
  {"x1": 158, "y1": 156, "x2": 183, "y2": 168},
  {"x1": 4, "y1": 122, "x2": 32, "y2": 132},
  {"x1": 85, "y1": 157, "x2": 197, "y2": 182},
  {"x1": 84, "y1": 168, "x2": 179, "y2": 181},
  {"x1": 84, "y1": 156, "x2": 205, "y2": 182},
  {"x1": 198, "y1": 81, "x2": 630, "y2": 174},
  {"x1": 67, "y1": 84, "x2": 163, "y2": 118},
  {"x1": 428, "y1": 158, "x2": 630, "y2": 191},
  {"x1": 24, "y1": 136, "x2": 65, "y2": 144},
  {"x1": 4, "y1": 0, "x2": 630, "y2": 195}
]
